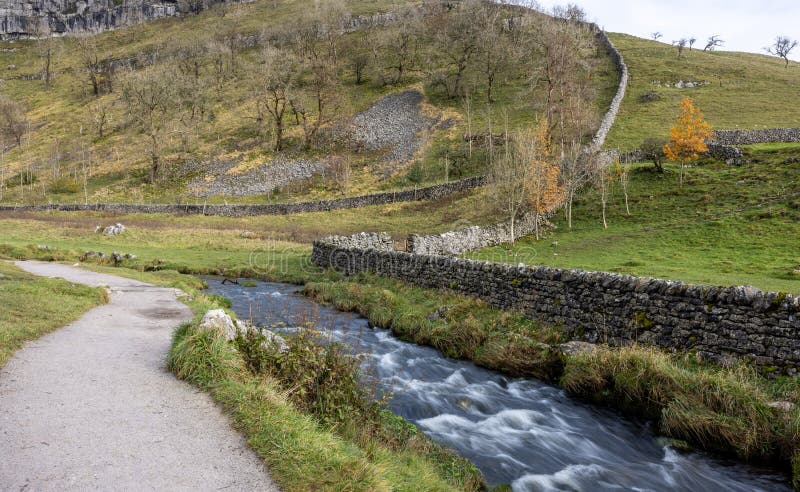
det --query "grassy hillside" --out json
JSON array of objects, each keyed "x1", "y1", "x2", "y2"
[
  {"x1": 468, "y1": 145, "x2": 800, "y2": 294},
  {"x1": 0, "y1": 0, "x2": 617, "y2": 205},
  {"x1": 606, "y1": 33, "x2": 800, "y2": 150}
]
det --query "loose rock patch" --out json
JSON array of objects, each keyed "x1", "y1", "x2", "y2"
[
  {"x1": 187, "y1": 156, "x2": 329, "y2": 197},
  {"x1": 349, "y1": 90, "x2": 438, "y2": 177}
]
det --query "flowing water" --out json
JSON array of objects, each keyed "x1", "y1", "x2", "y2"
[{"x1": 207, "y1": 279, "x2": 790, "y2": 491}]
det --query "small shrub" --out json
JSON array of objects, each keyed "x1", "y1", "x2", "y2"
[
  {"x1": 4, "y1": 171, "x2": 36, "y2": 188},
  {"x1": 639, "y1": 90, "x2": 662, "y2": 103},
  {"x1": 235, "y1": 327, "x2": 384, "y2": 426},
  {"x1": 641, "y1": 138, "x2": 668, "y2": 172},
  {"x1": 48, "y1": 177, "x2": 81, "y2": 194}
]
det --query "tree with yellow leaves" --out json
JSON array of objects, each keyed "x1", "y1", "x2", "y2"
[
  {"x1": 524, "y1": 119, "x2": 565, "y2": 240},
  {"x1": 490, "y1": 117, "x2": 564, "y2": 242},
  {"x1": 664, "y1": 97, "x2": 713, "y2": 186}
]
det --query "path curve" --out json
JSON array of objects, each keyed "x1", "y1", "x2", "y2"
[{"x1": 0, "y1": 261, "x2": 278, "y2": 491}]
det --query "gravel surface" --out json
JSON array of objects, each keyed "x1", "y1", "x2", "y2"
[
  {"x1": 187, "y1": 155, "x2": 329, "y2": 197},
  {"x1": 0, "y1": 262, "x2": 278, "y2": 491},
  {"x1": 351, "y1": 90, "x2": 437, "y2": 176}
]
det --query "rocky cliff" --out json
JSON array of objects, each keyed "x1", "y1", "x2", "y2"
[{"x1": 0, "y1": 0, "x2": 218, "y2": 38}]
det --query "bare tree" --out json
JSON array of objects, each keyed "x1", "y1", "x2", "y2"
[
  {"x1": 490, "y1": 128, "x2": 530, "y2": 241},
  {"x1": 254, "y1": 47, "x2": 298, "y2": 151},
  {"x1": 0, "y1": 95, "x2": 28, "y2": 147},
  {"x1": 89, "y1": 100, "x2": 114, "y2": 138},
  {"x1": 703, "y1": 35, "x2": 724, "y2": 51},
  {"x1": 173, "y1": 63, "x2": 210, "y2": 151},
  {"x1": 688, "y1": 37, "x2": 697, "y2": 51},
  {"x1": 32, "y1": 20, "x2": 59, "y2": 89},
  {"x1": 596, "y1": 160, "x2": 612, "y2": 229},
  {"x1": 206, "y1": 39, "x2": 232, "y2": 92},
  {"x1": 476, "y1": 1, "x2": 516, "y2": 103},
  {"x1": 559, "y1": 143, "x2": 594, "y2": 229},
  {"x1": 289, "y1": 57, "x2": 339, "y2": 149},
  {"x1": 765, "y1": 36, "x2": 798, "y2": 68},
  {"x1": 349, "y1": 30, "x2": 372, "y2": 85},
  {"x1": 122, "y1": 69, "x2": 179, "y2": 183},
  {"x1": 378, "y1": 9, "x2": 418, "y2": 85},
  {"x1": 651, "y1": 32, "x2": 663, "y2": 41},
  {"x1": 327, "y1": 155, "x2": 352, "y2": 194},
  {"x1": 552, "y1": 3, "x2": 587, "y2": 22},
  {"x1": 674, "y1": 38, "x2": 687, "y2": 59},
  {"x1": 289, "y1": 8, "x2": 344, "y2": 148},
  {"x1": 429, "y1": 1, "x2": 480, "y2": 99},
  {"x1": 617, "y1": 161, "x2": 631, "y2": 216},
  {"x1": 176, "y1": 36, "x2": 207, "y2": 82},
  {"x1": 77, "y1": 35, "x2": 112, "y2": 96},
  {"x1": 528, "y1": 14, "x2": 597, "y2": 139}
]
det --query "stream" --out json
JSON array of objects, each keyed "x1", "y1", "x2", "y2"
[{"x1": 207, "y1": 279, "x2": 790, "y2": 491}]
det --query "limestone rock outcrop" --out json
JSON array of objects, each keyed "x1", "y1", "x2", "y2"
[{"x1": 0, "y1": 0, "x2": 222, "y2": 38}]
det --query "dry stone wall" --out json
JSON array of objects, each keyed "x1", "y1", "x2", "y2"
[
  {"x1": 0, "y1": 176, "x2": 485, "y2": 217},
  {"x1": 712, "y1": 128, "x2": 800, "y2": 146},
  {"x1": 312, "y1": 237, "x2": 800, "y2": 374},
  {"x1": 408, "y1": 213, "x2": 552, "y2": 256},
  {"x1": 590, "y1": 27, "x2": 628, "y2": 150}
]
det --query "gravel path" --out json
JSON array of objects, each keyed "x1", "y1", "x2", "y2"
[{"x1": 0, "y1": 262, "x2": 278, "y2": 491}]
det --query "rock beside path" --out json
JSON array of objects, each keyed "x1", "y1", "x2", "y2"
[{"x1": 201, "y1": 309, "x2": 289, "y2": 353}]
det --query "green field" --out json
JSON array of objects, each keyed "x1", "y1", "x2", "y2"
[
  {"x1": 606, "y1": 33, "x2": 800, "y2": 150},
  {"x1": 468, "y1": 145, "x2": 800, "y2": 294}
]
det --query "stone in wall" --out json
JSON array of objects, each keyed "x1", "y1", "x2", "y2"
[{"x1": 590, "y1": 26, "x2": 628, "y2": 150}]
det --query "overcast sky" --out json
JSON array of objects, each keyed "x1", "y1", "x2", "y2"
[{"x1": 528, "y1": 0, "x2": 800, "y2": 61}]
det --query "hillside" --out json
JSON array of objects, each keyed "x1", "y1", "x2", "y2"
[
  {"x1": 606, "y1": 33, "x2": 800, "y2": 150},
  {"x1": 0, "y1": 0, "x2": 618, "y2": 205},
  {"x1": 469, "y1": 144, "x2": 800, "y2": 294}
]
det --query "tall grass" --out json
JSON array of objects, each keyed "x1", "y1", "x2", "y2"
[
  {"x1": 561, "y1": 346, "x2": 800, "y2": 475},
  {"x1": 304, "y1": 274, "x2": 565, "y2": 381},
  {"x1": 166, "y1": 291, "x2": 484, "y2": 491}
]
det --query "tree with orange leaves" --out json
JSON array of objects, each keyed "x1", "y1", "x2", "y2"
[
  {"x1": 490, "y1": 118, "x2": 564, "y2": 242},
  {"x1": 523, "y1": 119, "x2": 565, "y2": 240},
  {"x1": 664, "y1": 97, "x2": 713, "y2": 186}
]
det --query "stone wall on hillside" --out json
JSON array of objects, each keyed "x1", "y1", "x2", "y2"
[
  {"x1": 590, "y1": 27, "x2": 628, "y2": 150},
  {"x1": 712, "y1": 128, "x2": 800, "y2": 146},
  {"x1": 619, "y1": 143, "x2": 744, "y2": 165},
  {"x1": 0, "y1": 176, "x2": 485, "y2": 217},
  {"x1": 312, "y1": 237, "x2": 800, "y2": 374}
]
